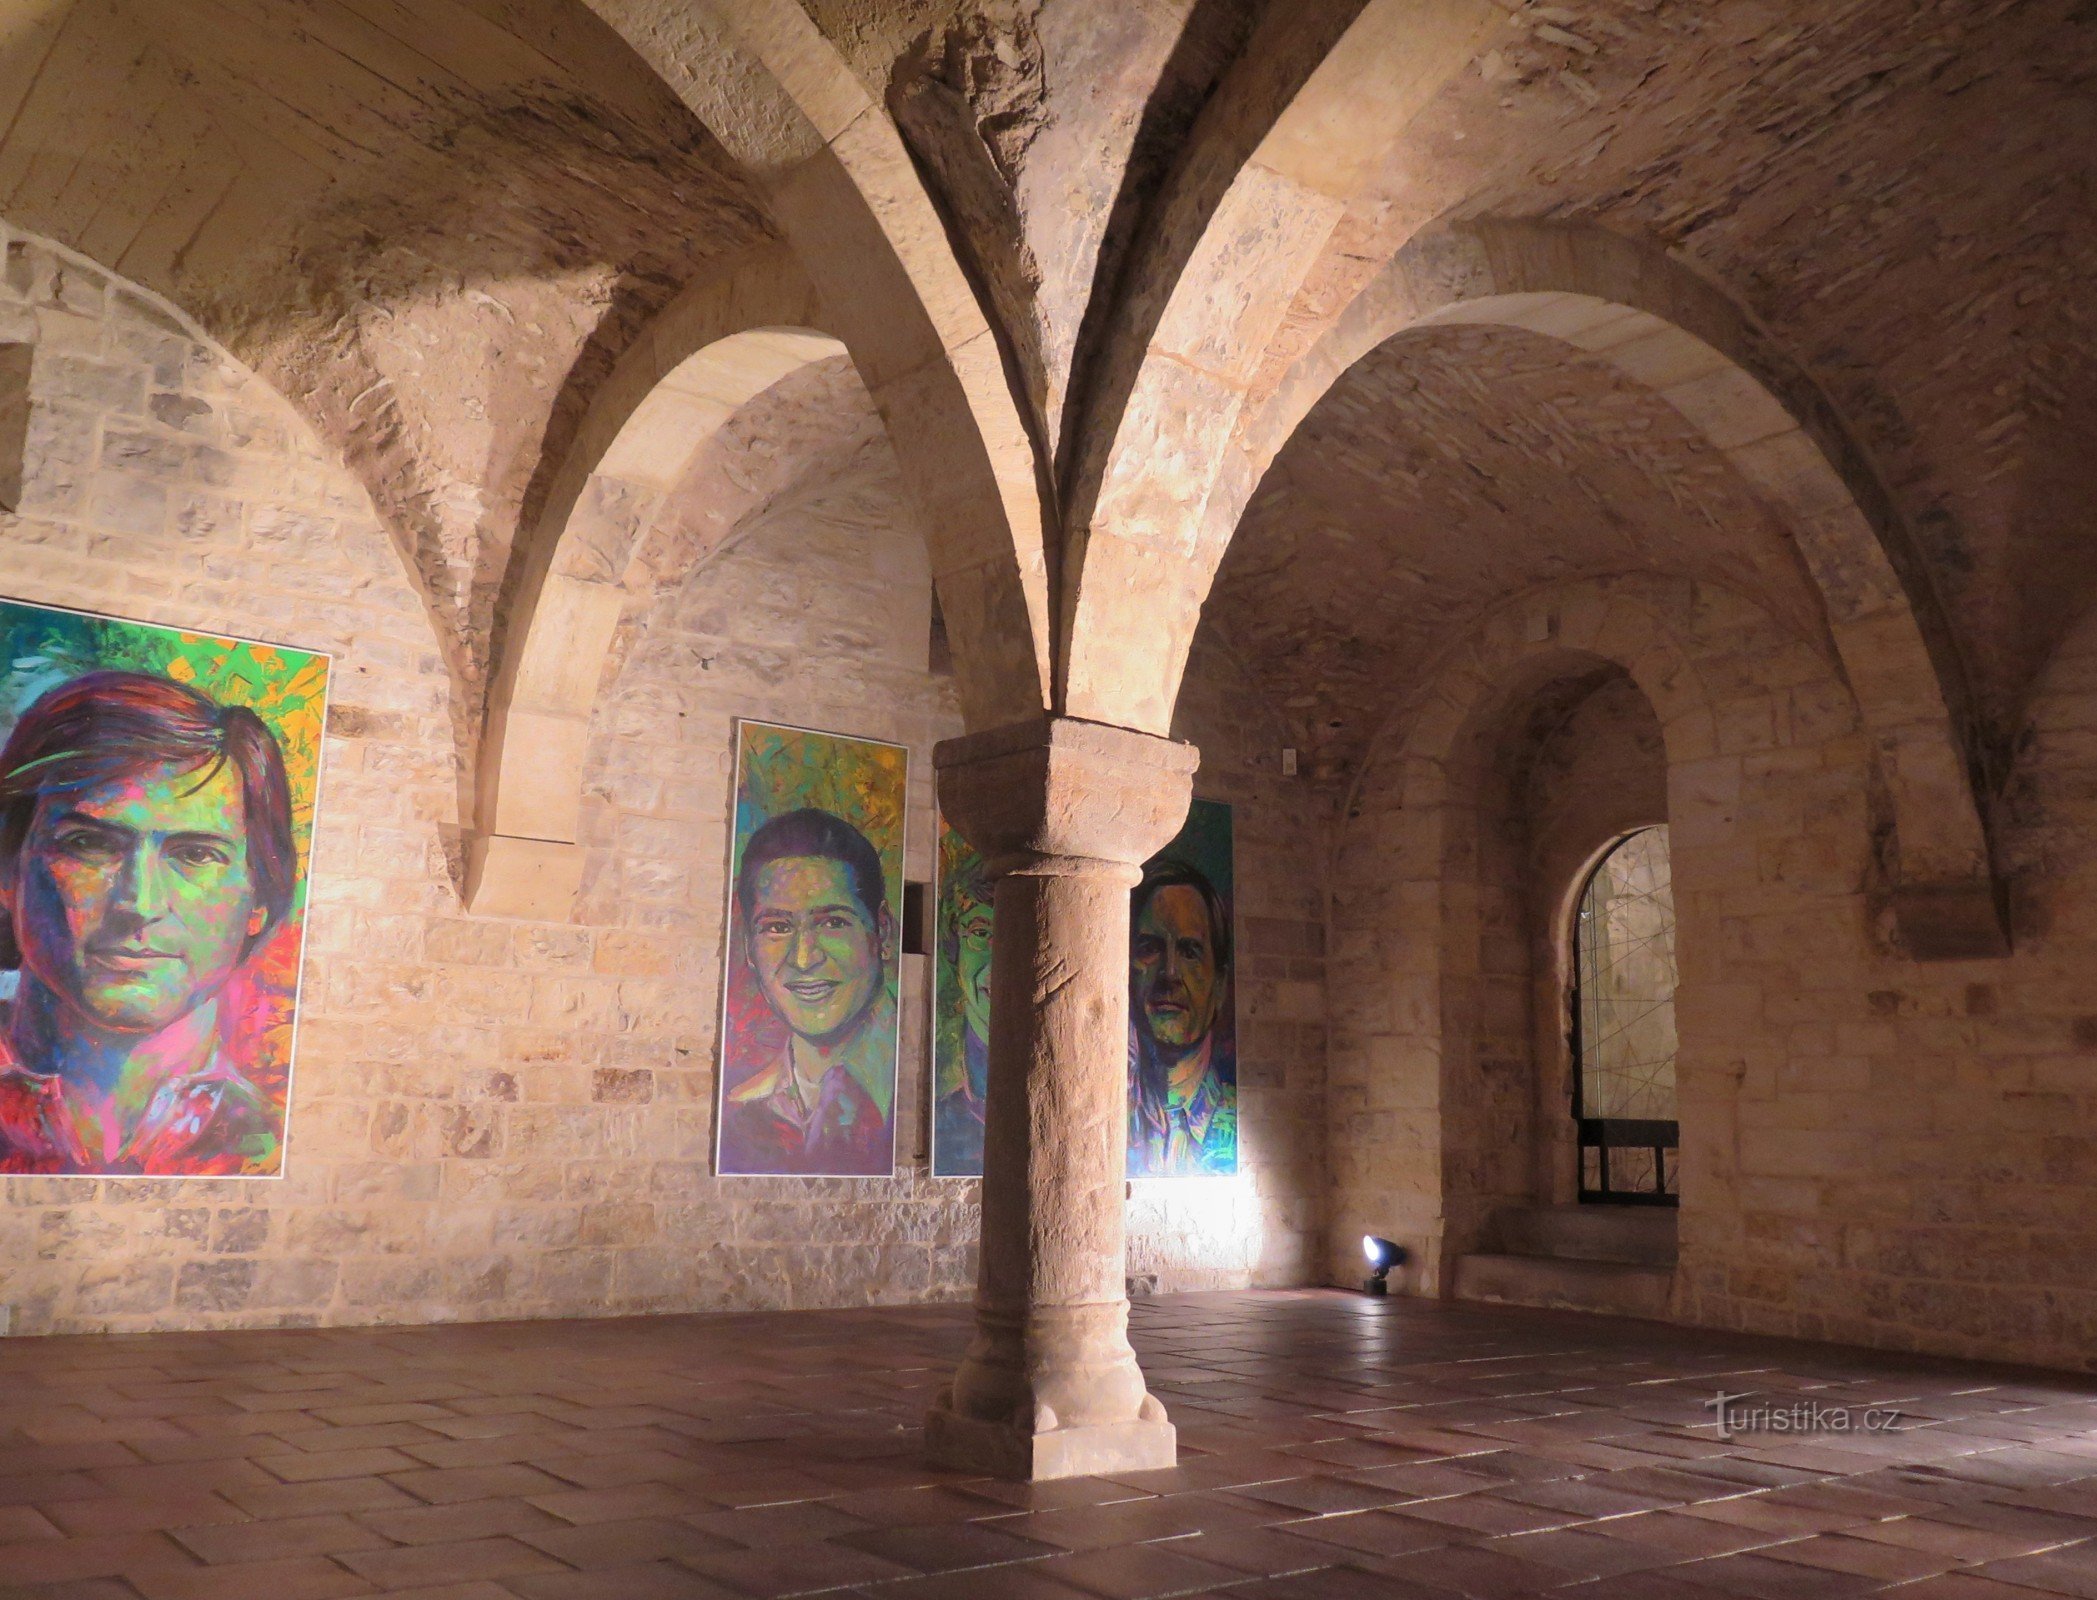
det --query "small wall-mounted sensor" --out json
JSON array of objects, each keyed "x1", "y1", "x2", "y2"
[
  {"x1": 902, "y1": 881, "x2": 931, "y2": 956},
  {"x1": 1280, "y1": 747, "x2": 1299, "y2": 777}
]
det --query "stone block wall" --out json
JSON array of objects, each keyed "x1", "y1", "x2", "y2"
[
  {"x1": 1330, "y1": 577, "x2": 2097, "y2": 1373},
  {"x1": 0, "y1": 230, "x2": 1325, "y2": 1335}
]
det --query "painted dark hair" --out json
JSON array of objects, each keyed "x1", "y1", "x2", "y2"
[
  {"x1": 1132, "y1": 857, "x2": 1233, "y2": 977},
  {"x1": 0, "y1": 670, "x2": 297, "y2": 968},
  {"x1": 735, "y1": 807, "x2": 888, "y2": 924}
]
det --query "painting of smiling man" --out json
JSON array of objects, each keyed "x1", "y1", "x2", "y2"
[
  {"x1": 0, "y1": 599, "x2": 328, "y2": 1178},
  {"x1": 715, "y1": 720, "x2": 905, "y2": 1178}
]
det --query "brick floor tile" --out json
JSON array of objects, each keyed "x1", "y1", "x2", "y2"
[
  {"x1": 1034, "y1": 1539, "x2": 1248, "y2": 1598},
  {"x1": 261, "y1": 1450, "x2": 422, "y2": 1485},
  {"x1": 0, "y1": 1505, "x2": 65, "y2": 1542},
  {"x1": 354, "y1": 1496, "x2": 567, "y2": 1545},
  {"x1": 335, "y1": 1535, "x2": 565, "y2": 1588},
  {"x1": 1589, "y1": 1508, "x2": 1801, "y2": 1559},
  {"x1": 1760, "y1": 1531, "x2": 1954, "y2": 1582},
  {"x1": 1214, "y1": 1562, "x2": 1447, "y2": 1600},
  {"x1": 834, "y1": 1518, "x2": 1066, "y2": 1573},
  {"x1": 505, "y1": 1563, "x2": 751, "y2": 1599},
  {"x1": 1363, "y1": 1538, "x2": 1579, "y2": 1598},
  {"x1": 275, "y1": 1424, "x2": 448, "y2": 1457},
  {"x1": 1487, "y1": 1525, "x2": 1683, "y2": 1579},
  {"x1": 521, "y1": 1516, "x2": 743, "y2": 1568},
  {"x1": 1684, "y1": 1495, "x2": 1869, "y2": 1537},
  {"x1": 38, "y1": 1496, "x2": 248, "y2": 1539},
  {"x1": 854, "y1": 1564, "x2": 1101, "y2": 1599},
  {"x1": 0, "y1": 1532, "x2": 191, "y2": 1586},
  {"x1": 1502, "y1": 1475, "x2": 1683, "y2": 1518},
  {"x1": 522, "y1": 1483, "x2": 716, "y2": 1527},
  {"x1": 677, "y1": 1539, "x2": 918, "y2": 1597},
  {"x1": 995, "y1": 1494, "x2": 1270, "y2": 1553},
  {"x1": 1666, "y1": 1549, "x2": 1888, "y2": 1598},
  {"x1": 819, "y1": 1484, "x2": 1020, "y2": 1525},
  {"x1": 127, "y1": 1555, "x2": 374, "y2": 1600},
  {"x1": 1871, "y1": 1579, "x2": 2075, "y2": 1600},
  {"x1": 1275, "y1": 1509, "x2": 1449, "y2": 1558},
  {"x1": 0, "y1": 1476, "x2": 118, "y2": 1510},
  {"x1": 219, "y1": 1477, "x2": 421, "y2": 1520},
  {"x1": 1397, "y1": 1491, "x2": 1586, "y2": 1536},
  {"x1": 167, "y1": 1514, "x2": 390, "y2": 1565},
  {"x1": 1554, "y1": 1574, "x2": 1757, "y2": 1600},
  {"x1": 1970, "y1": 1546, "x2": 2097, "y2": 1598},
  {"x1": 0, "y1": 1579, "x2": 145, "y2": 1600},
  {"x1": 385, "y1": 1465, "x2": 571, "y2": 1506},
  {"x1": 1850, "y1": 1516, "x2": 2077, "y2": 1564},
  {"x1": 1225, "y1": 1476, "x2": 1410, "y2": 1516}
]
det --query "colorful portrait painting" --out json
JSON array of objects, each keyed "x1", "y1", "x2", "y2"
[
  {"x1": 0, "y1": 598, "x2": 329, "y2": 1178},
  {"x1": 930, "y1": 817, "x2": 991, "y2": 1178},
  {"x1": 715, "y1": 720, "x2": 905, "y2": 1178},
  {"x1": 1128, "y1": 798, "x2": 1237, "y2": 1178}
]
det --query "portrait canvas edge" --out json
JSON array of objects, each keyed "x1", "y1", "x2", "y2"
[
  {"x1": 710, "y1": 715, "x2": 909, "y2": 1181},
  {"x1": 0, "y1": 590, "x2": 337, "y2": 1184},
  {"x1": 1126, "y1": 794, "x2": 1240, "y2": 1182},
  {"x1": 927, "y1": 809, "x2": 980, "y2": 1181}
]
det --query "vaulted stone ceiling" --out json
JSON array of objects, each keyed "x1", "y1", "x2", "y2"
[
  {"x1": 1223, "y1": 0, "x2": 2097, "y2": 756},
  {"x1": 2, "y1": 0, "x2": 2088, "y2": 771},
  {"x1": 0, "y1": 0, "x2": 770, "y2": 691},
  {"x1": 1208, "y1": 323, "x2": 1822, "y2": 787}
]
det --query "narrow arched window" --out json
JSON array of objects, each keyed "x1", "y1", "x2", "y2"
[{"x1": 1571, "y1": 827, "x2": 1679, "y2": 1205}]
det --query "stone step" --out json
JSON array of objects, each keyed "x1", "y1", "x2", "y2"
[
  {"x1": 1488, "y1": 1203, "x2": 1678, "y2": 1267},
  {"x1": 1453, "y1": 1253, "x2": 1674, "y2": 1321}
]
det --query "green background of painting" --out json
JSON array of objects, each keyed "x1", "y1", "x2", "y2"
[{"x1": 723, "y1": 721, "x2": 906, "y2": 1123}]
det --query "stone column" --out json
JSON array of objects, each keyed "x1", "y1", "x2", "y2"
[{"x1": 925, "y1": 716, "x2": 1197, "y2": 1480}]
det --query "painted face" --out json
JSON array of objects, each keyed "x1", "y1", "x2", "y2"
[
  {"x1": 1132, "y1": 883, "x2": 1223, "y2": 1052},
  {"x1": 747, "y1": 856, "x2": 890, "y2": 1042},
  {"x1": 11, "y1": 760, "x2": 263, "y2": 1034},
  {"x1": 953, "y1": 891, "x2": 993, "y2": 1042}
]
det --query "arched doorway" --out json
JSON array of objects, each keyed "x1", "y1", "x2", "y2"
[{"x1": 1571, "y1": 827, "x2": 1680, "y2": 1207}]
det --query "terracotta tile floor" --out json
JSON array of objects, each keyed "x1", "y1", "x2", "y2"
[{"x1": 1, "y1": 1290, "x2": 2094, "y2": 1599}]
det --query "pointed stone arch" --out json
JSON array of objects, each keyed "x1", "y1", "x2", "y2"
[
  {"x1": 1326, "y1": 575, "x2": 1863, "y2": 1293},
  {"x1": 1057, "y1": 0, "x2": 1502, "y2": 731},
  {"x1": 583, "y1": 0, "x2": 1052, "y2": 732},
  {"x1": 1217, "y1": 220, "x2": 2001, "y2": 955},
  {"x1": 468, "y1": 245, "x2": 849, "y2": 916}
]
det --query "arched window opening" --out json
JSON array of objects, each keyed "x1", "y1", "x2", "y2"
[{"x1": 1571, "y1": 826, "x2": 1679, "y2": 1206}]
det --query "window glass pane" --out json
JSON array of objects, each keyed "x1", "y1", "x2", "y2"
[{"x1": 1575, "y1": 827, "x2": 1677, "y2": 1123}]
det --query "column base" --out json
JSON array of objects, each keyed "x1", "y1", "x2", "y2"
[{"x1": 924, "y1": 1400, "x2": 1177, "y2": 1481}]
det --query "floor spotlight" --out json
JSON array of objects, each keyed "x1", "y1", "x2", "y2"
[{"x1": 1362, "y1": 1235, "x2": 1406, "y2": 1296}]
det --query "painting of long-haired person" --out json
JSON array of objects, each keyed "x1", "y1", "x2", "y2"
[
  {"x1": 0, "y1": 670, "x2": 303, "y2": 1176},
  {"x1": 1127, "y1": 807, "x2": 1238, "y2": 1178}
]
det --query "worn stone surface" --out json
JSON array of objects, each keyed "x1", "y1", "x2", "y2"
[
  {"x1": 0, "y1": 230, "x2": 1321, "y2": 1338},
  {"x1": 0, "y1": 1, "x2": 2090, "y2": 1393}
]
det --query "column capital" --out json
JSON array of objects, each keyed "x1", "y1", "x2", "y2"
[{"x1": 935, "y1": 716, "x2": 1199, "y2": 875}]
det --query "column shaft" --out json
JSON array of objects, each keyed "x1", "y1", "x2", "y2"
[{"x1": 924, "y1": 718, "x2": 1195, "y2": 1480}]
